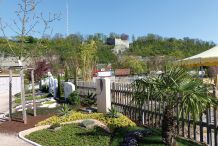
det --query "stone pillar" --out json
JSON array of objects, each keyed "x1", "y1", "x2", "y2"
[{"x1": 96, "y1": 78, "x2": 111, "y2": 113}]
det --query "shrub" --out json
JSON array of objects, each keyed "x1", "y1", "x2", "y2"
[
  {"x1": 59, "y1": 104, "x2": 71, "y2": 116},
  {"x1": 107, "y1": 107, "x2": 121, "y2": 118},
  {"x1": 57, "y1": 74, "x2": 61, "y2": 98},
  {"x1": 64, "y1": 68, "x2": 69, "y2": 82},
  {"x1": 37, "y1": 112, "x2": 136, "y2": 131},
  {"x1": 41, "y1": 84, "x2": 49, "y2": 93},
  {"x1": 27, "y1": 60, "x2": 50, "y2": 82},
  {"x1": 68, "y1": 91, "x2": 80, "y2": 106},
  {"x1": 81, "y1": 91, "x2": 96, "y2": 107}
]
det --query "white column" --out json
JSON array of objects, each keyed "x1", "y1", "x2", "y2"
[
  {"x1": 96, "y1": 78, "x2": 111, "y2": 113},
  {"x1": 20, "y1": 69, "x2": 27, "y2": 124}
]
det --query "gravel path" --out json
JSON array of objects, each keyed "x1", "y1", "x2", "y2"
[{"x1": 0, "y1": 133, "x2": 32, "y2": 146}]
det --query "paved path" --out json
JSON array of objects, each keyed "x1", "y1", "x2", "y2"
[
  {"x1": 0, "y1": 93, "x2": 32, "y2": 146},
  {"x1": 0, "y1": 133, "x2": 32, "y2": 146},
  {"x1": 0, "y1": 93, "x2": 9, "y2": 114},
  {"x1": 0, "y1": 93, "x2": 9, "y2": 123}
]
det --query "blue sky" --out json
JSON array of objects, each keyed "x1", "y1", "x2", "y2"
[{"x1": 0, "y1": 0, "x2": 218, "y2": 43}]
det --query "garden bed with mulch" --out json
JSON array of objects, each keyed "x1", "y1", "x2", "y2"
[
  {"x1": 0, "y1": 115, "x2": 52, "y2": 133},
  {"x1": 0, "y1": 107, "x2": 61, "y2": 133}
]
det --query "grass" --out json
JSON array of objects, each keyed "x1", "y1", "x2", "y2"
[
  {"x1": 43, "y1": 100, "x2": 56, "y2": 105},
  {"x1": 11, "y1": 107, "x2": 61, "y2": 117},
  {"x1": 26, "y1": 123, "x2": 111, "y2": 146},
  {"x1": 26, "y1": 123, "x2": 204, "y2": 146},
  {"x1": 14, "y1": 93, "x2": 49, "y2": 104},
  {"x1": 111, "y1": 127, "x2": 204, "y2": 146}
]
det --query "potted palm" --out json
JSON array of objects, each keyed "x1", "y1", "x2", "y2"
[{"x1": 132, "y1": 67, "x2": 217, "y2": 146}]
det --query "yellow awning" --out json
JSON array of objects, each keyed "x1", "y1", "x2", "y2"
[{"x1": 175, "y1": 46, "x2": 218, "y2": 67}]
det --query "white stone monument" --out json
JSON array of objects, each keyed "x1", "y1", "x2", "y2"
[
  {"x1": 96, "y1": 78, "x2": 111, "y2": 113},
  {"x1": 64, "y1": 82, "x2": 75, "y2": 99},
  {"x1": 53, "y1": 79, "x2": 58, "y2": 98},
  {"x1": 47, "y1": 72, "x2": 55, "y2": 94}
]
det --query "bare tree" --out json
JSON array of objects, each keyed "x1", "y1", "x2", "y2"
[
  {"x1": 0, "y1": 0, "x2": 60, "y2": 123},
  {"x1": 0, "y1": 0, "x2": 61, "y2": 63}
]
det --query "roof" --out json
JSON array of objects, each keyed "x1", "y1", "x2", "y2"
[{"x1": 115, "y1": 69, "x2": 130, "y2": 76}]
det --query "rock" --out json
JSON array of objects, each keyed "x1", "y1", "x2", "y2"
[
  {"x1": 122, "y1": 137, "x2": 138, "y2": 146},
  {"x1": 48, "y1": 103, "x2": 58, "y2": 108},
  {"x1": 121, "y1": 129, "x2": 152, "y2": 146}
]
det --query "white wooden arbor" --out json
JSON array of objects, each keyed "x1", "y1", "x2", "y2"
[{"x1": 8, "y1": 66, "x2": 36, "y2": 124}]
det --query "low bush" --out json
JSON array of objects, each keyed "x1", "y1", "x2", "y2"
[
  {"x1": 37, "y1": 111, "x2": 136, "y2": 131},
  {"x1": 41, "y1": 85, "x2": 49, "y2": 93},
  {"x1": 58, "y1": 104, "x2": 71, "y2": 116},
  {"x1": 81, "y1": 92, "x2": 96, "y2": 107},
  {"x1": 68, "y1": 91, "x2": 80, "y2": 106},
  {"x1": 107, "y1": 107, "x2": 121, "y2": 118}
]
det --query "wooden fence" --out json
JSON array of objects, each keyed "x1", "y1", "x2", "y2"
[
  {"x1": 76, "y1": 81, "x2": 96, "y2": 96},
  {"x1": 76, "y1": 81, "x2": 218, "y2": 146}
]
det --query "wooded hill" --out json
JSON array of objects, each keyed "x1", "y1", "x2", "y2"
[{"x1": 0, "y1": 33, "x2": 215, "y2": 74}]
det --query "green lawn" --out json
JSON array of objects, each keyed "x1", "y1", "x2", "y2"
[
  {"x1": 14, "y1": 93, "x2": 49, "y2": 104},
  {"x1": 26, "y1": 124, "x2": 204, "y2": 146},
  {"x1": 11, "y1": 107, "x2": 61, "y2": 118},
  {"x1": 26, "y1": 123, "x2": 111, "y2": 146}
]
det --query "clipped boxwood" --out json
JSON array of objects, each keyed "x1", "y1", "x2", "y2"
[{"x1": 37, "y1": 112, "x2": 136, "y2": 131}]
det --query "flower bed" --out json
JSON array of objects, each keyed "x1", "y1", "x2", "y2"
[{"x1": 37, "y1": 112, "x2": 136, "y2": 131}]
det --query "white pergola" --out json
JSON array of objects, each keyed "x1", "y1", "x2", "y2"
[{"x1": 6, "y1": 65, "x2": 36, "y2": 124}]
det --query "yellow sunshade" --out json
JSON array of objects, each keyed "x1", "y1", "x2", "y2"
[{"x1": 175, "y1": 46, "x2": 218, "y2": 67}]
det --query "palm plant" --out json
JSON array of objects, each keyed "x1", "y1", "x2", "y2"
[
  {"x1": 59, "y1": 104, "x2": 71, "y2": 116},
  {"x1": 132, "y1": 67, "x2": 217, "y2": 146}
]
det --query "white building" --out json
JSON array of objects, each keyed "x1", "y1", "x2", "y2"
[
  {"x1": 113, "y1": 38, "x2": 129, "y2": 55},
  {"x1": 107, "y1": 38, "x2": 129, "y2": 55}
]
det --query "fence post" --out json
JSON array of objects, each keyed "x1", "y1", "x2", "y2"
[{"x1": 96, "y1": 78, "x2": 111, "y2": 113}]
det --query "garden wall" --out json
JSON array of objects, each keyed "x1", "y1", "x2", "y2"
[{"x1": 0, "y1": 74, "x2": 21, "y2": 95}]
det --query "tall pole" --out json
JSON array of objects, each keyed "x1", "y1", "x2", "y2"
[
  {"x1": 9, "y1": 68, "x2": 12, "y2": 121},
  {"x1": 20, "y1": 69, "x2": 27, "y2": 124},
  {"x1": 66, "y1": 0, "x2": 69, "y2": 36},
  {"x1": 31, "y1": 70, "x2": 36, "y2": 116}
]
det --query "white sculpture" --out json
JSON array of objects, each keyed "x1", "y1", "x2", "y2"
[{"x1": 64, "y1": 82, "x2": 75, "y2": 99}]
